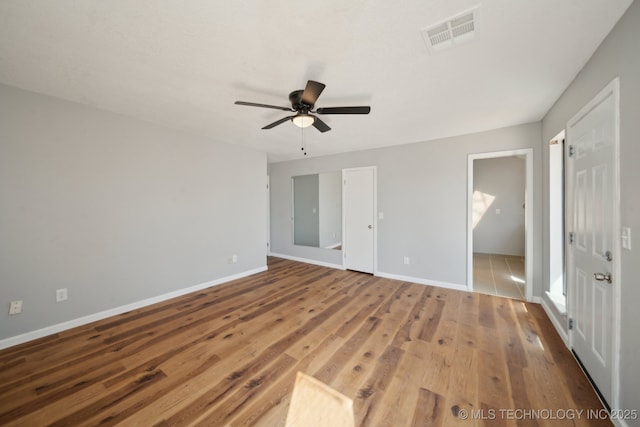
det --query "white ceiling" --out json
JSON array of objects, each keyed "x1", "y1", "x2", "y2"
[{"x1": 0, "y1": 1, "x2": 632, "y2": 162}]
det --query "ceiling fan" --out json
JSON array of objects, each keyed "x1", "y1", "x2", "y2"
[{"x1": 234, "y1": 80, "x2": 370, "y2": 133}]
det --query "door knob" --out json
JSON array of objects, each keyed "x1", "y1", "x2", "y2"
[
  {"x1": 593, "y1": 272, "x2": 612, "y2": 284},
  {"x1": 368, "y1": 225, "x2": 373, "y2": 229}
]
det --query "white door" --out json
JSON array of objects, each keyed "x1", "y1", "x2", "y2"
[
  {"x1": 343, "y1": 167, "x2": 376, "y2": 273},
  {"x1": 566, "y1": 79, "x2": 619, "y2": 407}
]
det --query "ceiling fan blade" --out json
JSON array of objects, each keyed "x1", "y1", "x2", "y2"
[
  {"x1": 235, "y1": 101, "x2": 293, "y2": 112},
  {"x1": 312, "y1": 117, "x2": 331, "y2": 133},
  {"x1": 262, "y1": 116, "x2": 294, "y2": 129},
  {"x1": 301, "y1": 80, "x2": 326, "y2": 106},
  {"x1": 316, "y1": 106, "x2": 371, "y2": 115}
]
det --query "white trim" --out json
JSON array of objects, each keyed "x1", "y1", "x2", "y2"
[
  {"x1": 610, "y1": 78, "x2": 622, "y2": 413},
  {"x1": 540, "y1": 297, "x2": 570, "y2": 347},
  {"x1": 266, "y1": 175, "x2": 271, "y2": 254},
  {"x1": 532, "y1": 296, "x2": 543, "y2": 304},
  {"x1": 290, "y1": 177, "x2": 295, "y2": 247},
  {"x1": 545, "y1": 290, "x2": 567, "y2": 314},
  {"x1": 373, "y1": 167, "x2": 378, "y2": 275},
  {"x1": 566, "y1": 77, "x2": 621, "y2": 410},
  {"x1": 548, "y1": 131, "x2": 566, "y2": 307},
  {"x1": 269, "y1": 252, "x2": 345, "y2": 270},
  {"x1": 0, "y1": 266, "x2": 267, "y2": 350},
  {"x1": 324, "y1": 242, "x2": 342, "y2": 250},
  {"x1": 375, "y1": 271, "x2": 468, "y2": 292},
  {"x1": 467, "y1": 149, "x2": 534, "y2": 302},
  {"x1": 612, "y1": 418, "x2": 629, "y2": 427}
]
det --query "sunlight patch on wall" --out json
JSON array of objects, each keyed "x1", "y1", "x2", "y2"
[{"x1": 472, "y1": 190, "x2": 496, "y2": 229}]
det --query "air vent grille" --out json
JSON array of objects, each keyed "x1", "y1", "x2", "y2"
[
  {"x1": 421, "y1": 7, "x2": 479, "y2": 53},
  {"x1": 451, "y1": 14, "x2": 474, "y2": 37}
]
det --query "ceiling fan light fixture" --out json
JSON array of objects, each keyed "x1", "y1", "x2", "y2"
[
  {"x1": 292, "y1": 114, "x2": 315, "y2": 128},
  {"x1": 235, "y1": 80, "x2": 368, "y2": 133}
]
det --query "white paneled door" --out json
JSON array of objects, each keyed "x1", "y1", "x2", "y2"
[
  {"x1": 566, "y1": 79, "x2": 619, "y2": 407},
  {"x1": 343, "y1": 167, "x2": 376, "y2": 274}
]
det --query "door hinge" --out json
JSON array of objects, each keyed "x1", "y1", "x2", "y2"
[
  {"x1": 568, "y1": 318, "x2": 574, "y2": 330},
  {"x1": 568, "y1": 232, "x2": 575, "y2": 244},
  {"x1": 568, "y1": 145, "x2": 576, "y2": 157}
]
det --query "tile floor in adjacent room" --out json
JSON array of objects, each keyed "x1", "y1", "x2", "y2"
[{"x1": 473, "y1": 253, "x2": 526, "y2": 300}]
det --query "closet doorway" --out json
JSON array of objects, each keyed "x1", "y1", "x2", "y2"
[{"x1": 467, "y1": 149, "x2": 533, "y2": 301}]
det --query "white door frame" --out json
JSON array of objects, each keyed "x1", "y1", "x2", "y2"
[
  {"x1": 548, "y1": 131, "x2": 567, "y2": 312},
  {"x1": 267, "y1": 175, "x2": 271, "y2": 255},
  {"x1": 566, "y1": 78, "x2": 621, "y2": 409},
  {"x1": 342, "y1": 166, "x2": 377, "y2": 273},
  {"x1": 467, "y1": 149, "x2": 534, "y2": 302}
]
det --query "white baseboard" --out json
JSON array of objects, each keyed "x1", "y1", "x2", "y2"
[
  {"x1": 269, "y1": 253, "x2": 345, "y2": 270},
  {"x1": 269, "y1": 256, "x2": 467, "y2": 293},
  {"x1": 532, "y1": 296, "x2": 543, "y2": 304},
  {"x1": 375, "y1": 271, "x2": 468, "y2": 292},
  {"x1": 0, "y1": 266, "x2": 267, "y2": 350},
  {"x1": 540, "y1": 297, "x2": 569, "y2": 348}
]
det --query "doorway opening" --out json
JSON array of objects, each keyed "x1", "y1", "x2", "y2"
[{"x1": 467, "y1": 149, "x2": 533, "y2": 301}]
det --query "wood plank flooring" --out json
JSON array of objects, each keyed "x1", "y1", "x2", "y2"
[
  {"x1": 0, "y1": 258, "x2": 610, "y2": 426},
  {"x1": 474, "y1": 253, "x2": 526, "y2": 300}
]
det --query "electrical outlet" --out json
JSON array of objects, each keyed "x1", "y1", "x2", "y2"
[
  {"x1": 404, "y1": 256, "x2": 410, "y2": 265},
  {"x1": 56, "y1": 288, "x2": 68, "y2": 302},
  {"x1": 9, "y1": 300, "x2": 23, "y2": 315},
  {"x1": 232, "y1": 254, "x2": 238, "y2": 264}
]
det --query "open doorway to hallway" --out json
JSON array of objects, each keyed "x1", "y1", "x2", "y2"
[{"x1": 468, "y1": 150, "x2": 533, "y2": 301}]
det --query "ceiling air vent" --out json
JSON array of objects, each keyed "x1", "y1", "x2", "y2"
[{"x1": 421, "y1": 7, "x2": 479, "y2": 53}]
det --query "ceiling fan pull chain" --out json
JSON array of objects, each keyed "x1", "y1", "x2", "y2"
[{"x1": 301, "y1": 126, "x2": 307, "y2": 156}]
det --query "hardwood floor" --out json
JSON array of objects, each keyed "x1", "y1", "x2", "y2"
[
  {"x1": 0, "y1": 258, "x2": 610, "y2": 426},
  {"x1": 473, "y1": 253, "x2": 526, "y2": 300}
]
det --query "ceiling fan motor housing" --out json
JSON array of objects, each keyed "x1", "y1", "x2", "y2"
[{"x1": 289, "y1": 90, "x2": 310, "y2": 111}]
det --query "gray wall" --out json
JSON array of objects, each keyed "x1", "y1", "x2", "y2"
[
  {"x1": 0, "y1": 84, "x2": 267, "y2": 341},
  {"x1": 541, "y1": 1, "x2": 639, "y2": 419},
  {"x1": 269, "y1": 122, "x2": 542, "y2": 289},
  {"x1": 473, "y1": 156, "x2": 526, "y2": 256}
]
